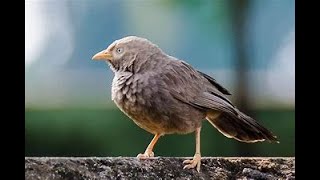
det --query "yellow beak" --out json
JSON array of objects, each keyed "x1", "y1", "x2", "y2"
[{"x1": 92, "y1": 50, "x2": 113, "y2": 61}]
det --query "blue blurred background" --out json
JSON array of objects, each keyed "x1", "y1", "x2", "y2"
[{"x1": 25, "y1": 0, "x2": 294, "y2": 157}]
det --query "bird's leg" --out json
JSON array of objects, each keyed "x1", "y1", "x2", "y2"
[
  {"x1": 183, "y1": 127, "x2": 202, "y2": 172},
  {"x1": 137, "y1": 134, "x2": 161, "y2": 159}
]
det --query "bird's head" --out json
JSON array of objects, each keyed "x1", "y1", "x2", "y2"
[{"x1": 92, "y1": 36, "x2": 162, "y2": 72}]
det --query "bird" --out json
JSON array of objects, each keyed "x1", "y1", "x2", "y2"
[{"x1": 92, "y1": 36, "x2": 279, "y2": 172}]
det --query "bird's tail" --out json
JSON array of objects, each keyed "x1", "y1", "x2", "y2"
[{"x1": 206, "y1": 110, "x2": 279, "y2": 143}]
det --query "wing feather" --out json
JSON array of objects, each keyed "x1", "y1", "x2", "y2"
[{"x1": 156, "y1": 59, "x2": 236, "y2": 115}]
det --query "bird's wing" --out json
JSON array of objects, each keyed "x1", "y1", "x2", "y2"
[
  {"x1": 196, "y1": 70, "x2": 231, "y2": 95},
  {"x1": 159, "y1": 59, "x2": 237, "y2": 115}
]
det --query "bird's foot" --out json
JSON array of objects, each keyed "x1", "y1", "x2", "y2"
[
  {"x1": 183, "y1": 153, "x2": 201, "y2": 172},
  {"x1": 136, "y1": 150, "x2": 154, "y2": 159}
]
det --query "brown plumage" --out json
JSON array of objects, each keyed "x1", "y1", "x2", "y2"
[{"x1": 92, "y1": 36, "x2": 278, "y2": 172}]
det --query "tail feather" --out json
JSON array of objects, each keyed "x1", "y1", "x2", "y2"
[{"x1": 206, "y1": 111, "x2": 279, "y2": 143}]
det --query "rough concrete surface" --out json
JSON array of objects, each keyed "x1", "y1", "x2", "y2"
[{"x1": 25, "y1": 157, "x2": 294, "y2": 180}]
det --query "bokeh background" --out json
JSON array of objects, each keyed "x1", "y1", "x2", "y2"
[{"x1": 25, "y1": 0, "x2": 294, "y2": 157}]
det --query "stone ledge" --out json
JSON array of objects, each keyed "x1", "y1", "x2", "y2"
[{"x1": 25, "y1": 157, "x2": 295, "y2": 179}]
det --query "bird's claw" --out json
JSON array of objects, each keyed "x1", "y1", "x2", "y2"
[
  {"x1": 136, "y1": 151, "x2": 154, "y2": 159},
  {"x1": 183, "y1": 153, "x2": 201, "y2": 172}
]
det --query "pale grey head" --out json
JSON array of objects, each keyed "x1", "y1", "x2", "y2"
[{"x1": 92, "y1": 36, "x2": 164, "y2": 72}]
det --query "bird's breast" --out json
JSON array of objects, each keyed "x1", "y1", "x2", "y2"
[
  {"x1": 111, "y1": 73, "x2": 204, "y2": 134},
  {"x1": 112, "y1": 73, "x2": 143, "y2": 107},
  {"x1": 111, "y1": 73, "x2": 150, "y2": 118},
  {"x1": 111, "y1": 73, "x2": 165, "y2": 133}
]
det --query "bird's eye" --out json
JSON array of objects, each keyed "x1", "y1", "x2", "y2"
[{"x1": 116, "y1": 47, "x2": 124, "y2": 54}]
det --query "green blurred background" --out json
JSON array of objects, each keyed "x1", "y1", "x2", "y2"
[{"x1": 25, "y1": 0, "x2": 294, "y2": 157}]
